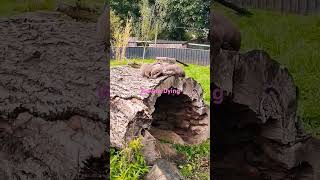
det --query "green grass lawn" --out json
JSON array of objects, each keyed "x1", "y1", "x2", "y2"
[
  {"x1": 0, "y1": 0, "x2": 19, "y2": 17},
  {"x1": 111, "y1": 59, "x2": 210, "y2": 105},
  {"x1": 110, "y1": 138, "x2": 149, "y2": 180},
  {"x1": 0, "y1": 0, "x2": 56, "y2": 17},
  {"x1": 214, "y1": 5, "x2": 320, "y2": 135},
  {"x1": 174, "y1": 140, "x2": 210, "y2": 180},
  {"x1": 0, "y1": 0, "x2": 105, "y2": 17}
]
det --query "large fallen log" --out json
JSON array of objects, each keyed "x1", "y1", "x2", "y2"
[
  {"x1": 211, "y1": 50, "x2": 320, "y2": 179},
  {"x1": 110, "y1": 66, "x2": 209, "y2": 148},
  {"x1": 0, "y1": 12, "x2": 108, "y2": 179}
]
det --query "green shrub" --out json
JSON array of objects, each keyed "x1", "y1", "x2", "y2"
[
  {"x1": 174, "y1": 139, "x2": 210, "y2": 161},
  {"x1": 174, "y1": 140, "x2": 210, "y2": 179},
  {"x1": 110, "y1": 138, "x2": 149, "y2": 180},
  {"x1": 179, "y1": 163, "x2": 194, "y2": 177}
]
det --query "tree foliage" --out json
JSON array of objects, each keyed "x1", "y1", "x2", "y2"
[
  {"x1": 111, "y1": 0, "x2": 210, "y2": 41},
  {"x1": 137, "y1": 0, "x2": 153, "y2": 59},
  {"x1": 152, "y1": 0, "x2": 169, "y2": 45},
  {"x1": 110, "y1": 10, "x2": 133, "y2": 60},
  {"x1": 164, "y1": 0, "x2": 210, "y2": 41},
  {"x1": 110, "y1": 0, "x2": 141, "y2": 22}
]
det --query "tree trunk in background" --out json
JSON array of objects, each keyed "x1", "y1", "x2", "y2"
[
  {"x1": 143, "y1": 44, "x2": 147, "y2": 59},
  {"x1": 154, "y1": 23, "x2": 159, "y2": 47}
]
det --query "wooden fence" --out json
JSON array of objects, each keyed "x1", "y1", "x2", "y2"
[
  {"x1": 112, "y1": 47, "x2": 210, "y2": 66},
  {"x1": 227, "y1": 0, "x2": 320, "y2": 14}
]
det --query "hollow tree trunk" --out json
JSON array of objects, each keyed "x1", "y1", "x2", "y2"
[
  {"x1": 110, "y1": 66, "x2": 210, "y2": 149},
  {"x1": 0, "y1": 12, "x2": 108, "y2": 179},
  {"x1": 211, "y1": 49, "x2": 320, "y2": 180}
]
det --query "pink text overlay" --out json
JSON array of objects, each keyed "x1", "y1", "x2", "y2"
[{"x1": 140, "y1": 88, "x2": 181, "y2": 95}]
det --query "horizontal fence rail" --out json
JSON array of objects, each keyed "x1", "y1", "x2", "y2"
[
  {"x1": 112, "y1": 47, "x2": 210, "y2": 66},
  {"x1": 227, "y1": 0, "x2": 320, "y2": 14}
]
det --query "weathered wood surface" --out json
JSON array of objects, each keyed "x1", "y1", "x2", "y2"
[
  {"x1": 211, "y1": 50, "x2": 320, "y2": 179},
  {"x1": 0, "y1": 12, "x2": 108, "y2": 179},
  {"x1": 110, "y1": 66, "x2": 209, "y2": 149}
]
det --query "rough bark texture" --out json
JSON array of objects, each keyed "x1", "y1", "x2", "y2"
[
  {"x1": 211, "y1": 50, "x2": 320, "y2": 180},
  {"x1": 110, "y1": 66, "x2": 209, "y2": 149},
  {"x1": 0, "y1": 12, "x2": 108, "y2": 179}
]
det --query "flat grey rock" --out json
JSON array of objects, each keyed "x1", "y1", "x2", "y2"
[{"x1": 144, "y1": 159, "x2": 184, "y2": 180}]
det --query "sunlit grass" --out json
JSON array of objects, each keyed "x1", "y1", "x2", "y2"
[
  {"x1": 17, "y1": 0, "x2": 56, "y2": 12},
  {"x1": 0, "y1": 0, "x2": 105, "y2": 17},
  {"x1": 110, "y1": 138, "x2": 149, "y2": 180},
  {"x1": 110, "y1": 58, "x2": 156, "y2": 67},
  {"x1": 0, "y1": 0, "x2": 56, "y2": 17},
  {"x1": 174, "y1": 139, "x2": 210, "y2": 179},
  {"x1": 0, "y1": 0, "x2": 21, "y2": 17}
]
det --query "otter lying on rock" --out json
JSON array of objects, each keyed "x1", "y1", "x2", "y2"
[{"x1": 140, "y1": 62, "x2": 185, "y2": 79}]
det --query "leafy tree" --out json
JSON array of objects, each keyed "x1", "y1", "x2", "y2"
[
  {"x1": 152, "y1": 0, "x2": 168, "y2": 46},
  {"x1": 110, "y1": 10, "x2": 122, "y2": 60},
  {"x1": 110, "y1": 0, "x2": 141, "y2": 22},
  {"x1": 111, "y1": 0, "x2": 210, "y2": 42},
  {"x1": 137, "y1": 0, "x2": 153, "y2": 59},
  {"x1": 111, "y1": 10, "x2": 133, "y2": 61},
  {"x1": 120, "y1": 18, "x2": 133, "y2": 61},
  {"x1": 163, "y1": 0, "x2": 210, "y2": 41}
]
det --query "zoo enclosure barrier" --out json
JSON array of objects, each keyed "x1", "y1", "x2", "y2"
[
  {"x1": 111, "y1": 47, "x2": 210, "y2": 66},
  {"x1": 227, "y1": 0, "x2": 320, "y2": 14}
]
